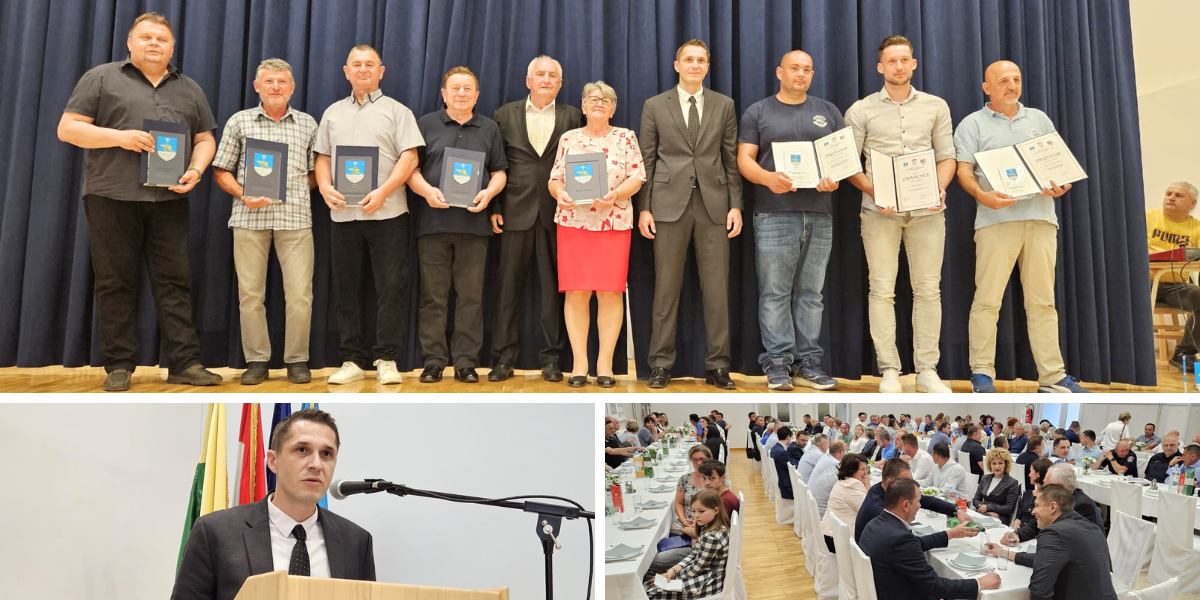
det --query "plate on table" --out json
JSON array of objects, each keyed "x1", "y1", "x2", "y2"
[
  {"x1": 664, "y1": 467, "x2": 685, "y2": 473},
  {"x1": 948, "y1": 553, "x2": 989, "y2": 570},
  {"x1": 912, "y1": 524, "x2": 936, "y2": 536},
  {"x1": 1129, "y1": 477, "x2": 1149, "y2": 484},
  {"x1": 973, "y1": 515, "x2": 1002, "y2": 528},
  {"x1": 605, "y1": 543, "x2": 646, "y2": 561},
  {"x1": 649, "y1": 485, "x2": 676, "y2": 493},
  {"x1": 617, "y1": 516, "x2": 658, "y2": 529},
  {"x1": 642, "y1": 499, "x2": 670, "y2": 509}
]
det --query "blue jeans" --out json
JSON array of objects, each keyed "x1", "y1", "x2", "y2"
[{"x1": 753, "y1": 211, "x2": 833, "y2": 371}]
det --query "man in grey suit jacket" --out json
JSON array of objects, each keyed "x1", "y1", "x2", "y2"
[
  {"x1": 986, "y1": 484, "x2": 1117, "y2": 600},
  {"x1": 488, "y1": 56, "x2": 585, "y2": 383},
  {"x1": 637, "y1": 39, "x2": 743, "y2": 389},
  {"x1": 172, "y1": 409, "x2": 375, "y2": 600}
]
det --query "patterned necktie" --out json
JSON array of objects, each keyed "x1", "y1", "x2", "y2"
[
  {"x1": 289, "y1": 524, "x2": 310, "y2": 576},
  {"x1": 687, "y1": 96, "x2": 700, "y2": 148}
]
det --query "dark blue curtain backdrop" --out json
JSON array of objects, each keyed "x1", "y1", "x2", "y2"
[{"x1": 0, "y1": 0, "x2": 1155, "y2": 386}]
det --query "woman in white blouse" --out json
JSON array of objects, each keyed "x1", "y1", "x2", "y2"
[
  {"x1": 848, "y1": 424, "x2": 868, "y2": 454},
  {"x1": 822, "y1": 453, "x2": 870, "y2": 551}
]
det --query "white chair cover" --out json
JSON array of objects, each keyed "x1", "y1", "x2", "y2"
[
  {"x1": 806, "y1": 491, "x2": 839, "y2": 600},
  {"x1": 802, "y1": 488, "x2": 817, "y2": 577},
  {"x1": 849, "y1": 537, "x2": 878, "y2": 600},
  {"x1": 1010, "y1": 463, "x2": 1025, "y2": 494},
  {"x1": 1108, "y1": 510, "x2": 1156, "y2": 594},
  {"x1": 1122, "y1": 577, "x2": 1177, "y2": 600},
  {"x1": 775, "y1": 462, "x2": 795, "y2": 526},
  {"x1": 696, "y1": 510, "x2": 743, "y2": 600},
  {"x1": 762, "y1": 441, "x2": 776, "y2": 502},
  {"x1": 1110, "y1": 480, "x2": 1143, "y2": 518},
  {"x1": 830, "y1": 513, "x2": 857, "y2": 600},
  {"x1": 733, "y1": 502, "x2": 747, "y2": 600},
  {"x1": 788, "y1": 463, "x2": 802, "y2": 536},
  {"x1": 957, "y1": 453, "x2": 979, "y2": 499},
  {"x1": 1147, "y1": 489, "x2": 1200, "y2": 593}
]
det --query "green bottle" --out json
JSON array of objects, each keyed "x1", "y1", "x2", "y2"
[{"x1": 947, "y1": 516, "x2": 960, "y2": 529}]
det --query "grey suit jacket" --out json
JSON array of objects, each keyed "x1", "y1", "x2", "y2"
[
  {"x1": 493, "y1": 99, "x2": 585, "y2": 231},
  {"x1": 635, "y1": 88, "x2": 742, "y2": 223},
  {"x1": 171, "y1": 498, "x2": 376, "y2": 600}
]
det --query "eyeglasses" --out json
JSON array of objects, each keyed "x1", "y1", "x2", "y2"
[{"x1": 584, "y1": 97, "x2": 614, "y2": 107}]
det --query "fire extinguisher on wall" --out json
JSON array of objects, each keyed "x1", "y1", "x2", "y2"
[{"x1": 1024, "y1": 405, "x2": 1034, "y2": 425}]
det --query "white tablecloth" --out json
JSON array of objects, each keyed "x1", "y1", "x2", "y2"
[
  {"x1": 605, "y1": 443, "x2": 697, "y2": 600},
  {"x1": 1075, "y1": 471, "x2": 1200, "y2": 522},
  {"x1": 916, "y1": 508, "x2": 1035, "y2": 600}
]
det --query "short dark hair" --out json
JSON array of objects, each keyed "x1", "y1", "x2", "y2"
[
  {"x1": 804, "y1": 414, "x2": 812, "y2": 418},
  {"x1": 128, "y1": 12, "x2": 174, "y2": 41},
  {"x1": 675, "y1": 39, "x2": 710, "y2": 62},
  {"x1": 966, "y1": 425, "x2": 980, "y2": 437},
  {"x1": 900, "y1": 433, "x2": 919, "y2": 448},
  {"x1": 881, "y1": 457, "x2": 911, "y2": 483},
  {"x1": 644, "y1": 415, "x2": 657, "y2": 426},
  {"x1": 441, "y1": 65, "x2": 479, "y2": 89},
  {"x1": 837, "y1": 454, "x2": 866, "y2": 480},
  {"x1": 931, "y1": 442, "x2": 950, "y2": 459},
  {"x1": 698, "y1": 458, "x2": 727, "y2": 478},
  {"x1": 1083, "y1": 430, "x2": 1097, "y2": 442},
  {"x1": 690, "y1": 413, "x2": 700, "y2": 423},
  {"x1": 1028, "y1": 434, "x2": 1045, "y2": 451},
  {"x1": 1070, "y1": 421, "x2": 1080, "y2": 429},
  {"x1": 884, "y1": 477, "x2": 920, "y2": 509},
  {"x1": 1030, "y1": 457, "x2": 1053, "y2": 484},
  {"x1": 1054, "y1": 437, "x2": 1070, "y2": 448},
  {"x1": 270, "y1": 408, "x2": 341, "y2": 454},
  {"x1": 939, "y1": 422, "x2": 951, "y2": 432},
  {"x1": 777, "y1": 426, "x2": 793, "y2": 440},
  {"x1": 994, "y1": 435, "x2": 1008, "y2": 449},
  {"x1": 1038, "y1": 483, "x2": 1075, "y2": 512},
  {"x1": 1146, "y1": 423, "x2": 1156, "y2": 429},
  {"x1": 716, "y1": 412, "x2": 723, "y2": 418},
  {"x1": 749, "y1": 412, "x2": 757, "y2": 418},
  {"x1": 859, "y1": 412, "x2": 867, "y2": 418},
  {"x1": 1183, "y1": 444, "x2": 1200, "y2": 458}
]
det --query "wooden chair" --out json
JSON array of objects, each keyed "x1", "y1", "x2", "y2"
[{"x1": 1152, "y1": 303, "x2": 1188, "y2": 360}]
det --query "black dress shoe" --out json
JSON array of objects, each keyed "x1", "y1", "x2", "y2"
[
  {"x1": 568, "y1": 375, "x2": 588, "y2": 388},
  {"x1": 285, "y1": 362, "x2": 312, "y2": 384},
  {"x1": 705, "y1": 368, "x2": 736, "y2": 390},
  {"x1": 167, "y1": 364, "x2": 223, "y2": 386},
  {"x1": 241, "y1": 362, "x2": 270, "y2": 385},
  {"x1": 454, "y1": 367, "x2": 479, "y2": 383},
  {"x1": 597, "y1": 375, "x2": 616, "y2": 388},
  {"x1": 103, "y1": 369, "x2": 132, "y2": 392},
  {"x1": 420, "y1": 365, "x2": 444, "y2": 383},
  {"x1": 648, "y1": 367, "x2": 670, "y2": 389},
  {"x1": 542, "y1": 362, "x2": 564, "y2": 382},
  {"x1": 488, "y1": 363, "x2": 514, "y2": 382}
]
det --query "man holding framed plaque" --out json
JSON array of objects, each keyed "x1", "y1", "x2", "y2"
[
  {"x1": 57, "y1": 13, "x2": 222, "y2": 391},
  {"x1": 636, "y1": 39, "x2": 744, "y2": 390},
  {"x1": 406, "y1": 67, "x2": 508, "y2": 384},
  {"x1": 844, "y1": 35, "x2": 957, "y2": 394},
  {"x1": 315, "y1": 45, "x2": 425, "y2": 385},
  {"x1": 954, "y1": 60, "x2": 1089, "y2": 394},
  {"x1": 736, "y1": 50, "x2": 849, "y2": 391},
  {"x1": 212, "y1": 59, "x2": 318, "y2": 386}
]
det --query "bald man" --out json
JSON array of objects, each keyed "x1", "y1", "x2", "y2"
[
  {"x1": 953, "y1": 60, "x2": 1089, "y2": 394},
  {"x1": 1147, "y1": 182, "x2": 1200, "y2": 368}
]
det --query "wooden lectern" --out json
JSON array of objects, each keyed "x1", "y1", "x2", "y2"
[{"x1": 234, "y1": 571, "x2": 510, "y2": 600}]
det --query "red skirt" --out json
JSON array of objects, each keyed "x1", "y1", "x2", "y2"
[{"x1": 556, "y1": 225, "x2": 631, "y2": 292}]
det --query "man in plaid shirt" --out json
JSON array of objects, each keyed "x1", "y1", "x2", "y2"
[{"x1": 213, "y1": 58, "x2": 318, "y2": 385}]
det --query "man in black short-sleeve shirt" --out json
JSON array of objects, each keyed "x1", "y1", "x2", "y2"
[{"x1": 58, "y1": 13, "x2": 221, "y2": 391}]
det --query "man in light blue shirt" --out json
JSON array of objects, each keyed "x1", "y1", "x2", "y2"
[
  {"x1": 1135, "y1": 423, "x2": 1163, "y2": 451},
  {"x1": 1077, "y1": 430, "x2": 1104, "y2": 464},
  {"x1": 953, "y1": 60, "x2": 1088, "y2": 394},
  {"x1": 930, "y1": 421, "x2": 952, "y2": 449},
  {"x1": 809, "y1": 440, "x2": 847, "y2": 517},
  {"x1": 797, "y1": 433, "x2": 830, "y2": 483},
  {"x1": 1164, "y1": 444, "x2": 1199, "y2": 481}
]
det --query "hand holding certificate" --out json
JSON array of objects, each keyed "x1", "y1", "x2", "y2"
[
  {"x1": 242, "y1": 137, "x2": 288, "y2": 203},
  {"x1": 565, "y1": 152, "x2": 607, "y2": 206},
  {"x1": 769, "y1": 127, "x2": 862, "y2": 190},
  {"x1": 869, "y1": 149, "x2": 941, "y2": 212},
  {"x1": 975, "y1": 133, "x2": 1086, "y2": 199}
]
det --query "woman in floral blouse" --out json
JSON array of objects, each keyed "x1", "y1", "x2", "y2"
[{"x1": 548, "y1": 81, "x2": 646, "y2": 388}]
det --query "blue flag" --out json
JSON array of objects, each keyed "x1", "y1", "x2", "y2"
[{"x1": 266, "y1": 403, "x2": 292, "y2": 493}]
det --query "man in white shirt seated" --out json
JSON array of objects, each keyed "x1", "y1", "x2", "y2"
[
  {"x1": 931, "y1": 442, "x2": 967, "y2": 493},
  {"x1": 899, "y1": 433, "x2": 936, "y2": 486},
  {"x1": 798, "y1": 433, "x2": 830, "y2": 483}
]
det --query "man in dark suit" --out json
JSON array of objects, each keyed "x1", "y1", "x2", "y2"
[
  {"x1": 855, "y1": 458, "x2": 972, "y2": 540},
  {"x1": 173, "y1": 409, "x2": 375, "y2": 600},
  {"x1": 987, "y1": 484, "x2": 1117, "y2": 600},
  {"x1": 859, "y1": 478, "x2": 1000, "y2": 600},
  {"x1": 488, "y1": 56, "x2": 585, "y2": 382},
  {"x1": 770, "y1": 426, "x2": 797, "y2": 499},
  {"x1": 786, "y1": 430, "x2": 806, "y2": 465},
  {"x1": 637, "y1": 39, "x2": 744, "y2": 390}
]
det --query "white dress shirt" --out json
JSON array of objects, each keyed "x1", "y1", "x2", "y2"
[
  {"x1": 677, "y1": 86, "x2": 704, "y2": 128},
  {"x1": 797, "y1": 445, "x2": 826, "y2": 483},
  {"x1": 933, "y1": 460, "x2": 967, "y2": 492},
  {"x1": 267, "y1": 493, "x2": 331, "y2": 578},
  {"x1": 909, "y1": 449, "x2": 936, "y2": 487},
  {"x1": 525, "y1": 97, "x2": 556, "y2": 156}
]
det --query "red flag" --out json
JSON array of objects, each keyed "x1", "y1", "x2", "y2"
[{"x1": 237, "y1": 403, "x2": 267, "y2": 505}]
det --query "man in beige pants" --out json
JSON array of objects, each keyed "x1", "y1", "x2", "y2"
[
  {"x1": 953, "y1": 60, "x2": 1089, "y2": 393},
  {"x1": 213, "y1": 58, "x2": 318, "y2": 385}
]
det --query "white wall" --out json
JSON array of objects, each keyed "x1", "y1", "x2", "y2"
[
  {"x1": 0, "y1": 403, "x2": 595, "y2": 600},
  {"x1": 1131, "y1": 1, "x2": 1200, "y2": 212}
]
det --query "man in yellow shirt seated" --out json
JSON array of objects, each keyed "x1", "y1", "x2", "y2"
[{"x1": 1147, "y1": 182, "x2": 1200, "y2": 368}]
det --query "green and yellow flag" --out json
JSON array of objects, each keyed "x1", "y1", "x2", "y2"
[{"x1": 177, "y1": 403, "x2": 229, "y2": 572}]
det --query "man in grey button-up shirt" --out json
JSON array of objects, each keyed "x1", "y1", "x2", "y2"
[
  {"x1": 844, "y1": 35, "x2": 957, "y2": 395},
  {"x1": 314, "y1": 45, "x2": 424, "y2": 386},
  {"x1": 58, "y1": 13, "x2": 222, "y2": 391}
]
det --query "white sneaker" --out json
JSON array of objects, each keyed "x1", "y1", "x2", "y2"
[
  {"x1": 374, "y1": 359, "x2": 402, "y2": 385},
  {"x1": 879, "y1": 369, "x2": 903, "y2": 393},
  {"x1": 328, "y1": 361, "x2": 365, "y2": 384},
  {"x1": 916, "y1": 370, "x2": 952, "y2": 393}
]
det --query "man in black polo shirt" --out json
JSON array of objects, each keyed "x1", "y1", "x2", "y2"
[
  {"x1": 1097, "y1": 440, "x2": 1139, "y2": 477},
  {"x1": 1145, "y1": 434, "x2": 1183, "y2": 483},
  {"x1": 407, "y1": 67, "x2": 508, "y2": 384},
  {"x1": 58, "y1": 13, "x2": 222, "y2": 391},
  {"x1": 961, "y1": 425, "x2": 988, "y2": 481}
]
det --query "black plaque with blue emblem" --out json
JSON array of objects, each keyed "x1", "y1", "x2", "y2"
[
  {"x1": 242, "y1": 137, "x2": 289, "y2": 202},
  {"x1": 440, "y1": 147, "x2": 486, "y2": 208},
  {"x1": 564, "y1": 152, "x2": 607, "y2": 205},
  {"x1": 141, "y1": 119, "x2": 189, "y2": 187},
  {"x1": 335, "y1": 145, "x2": 378, "y2": 206}
]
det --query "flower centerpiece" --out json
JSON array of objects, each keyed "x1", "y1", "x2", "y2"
[
  {"x1": 1134, "y1": 442, "x2": 1147, "y2": 451},
  {"x1": 606, "y1": 472, "x2": 620, "y2": 487},
  {"x1": 922, "y1": 487, "x2": 944, "y2": 498},
  {"x1": 1081, "y1": 456, "x2": 1096, "y2": 474}
]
